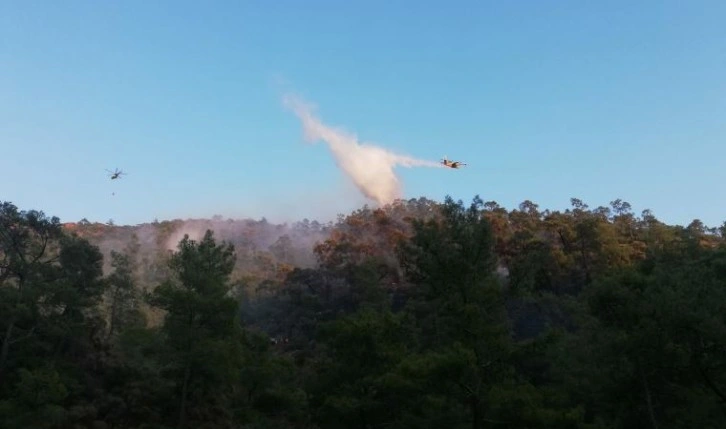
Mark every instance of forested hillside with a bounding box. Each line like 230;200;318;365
1;196;724;429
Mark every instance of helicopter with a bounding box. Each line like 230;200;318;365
440;156;467;169
106;168;126;180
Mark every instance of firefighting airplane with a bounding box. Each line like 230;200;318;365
440;156;467;169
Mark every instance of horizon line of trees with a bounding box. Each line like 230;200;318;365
1;196;724;429
65;197;726;235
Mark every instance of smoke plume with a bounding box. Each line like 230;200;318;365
283;95;441;206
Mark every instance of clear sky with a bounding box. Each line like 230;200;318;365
2;1;725;227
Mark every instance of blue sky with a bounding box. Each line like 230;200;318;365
1;1;725;227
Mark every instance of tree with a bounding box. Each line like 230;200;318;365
397;196;513;428
148;229;238;429
558;244;726;428
397;196;583;428
269;235;294;264
0;203;109;428
0;202;63;386
310;307;415;429
105;249;144;342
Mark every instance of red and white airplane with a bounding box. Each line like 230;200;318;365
440;156;467;169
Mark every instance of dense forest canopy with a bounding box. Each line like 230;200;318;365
1;196;724;429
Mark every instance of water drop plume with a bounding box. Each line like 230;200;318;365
284;94;441;206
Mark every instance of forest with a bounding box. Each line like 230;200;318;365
1;196;724;429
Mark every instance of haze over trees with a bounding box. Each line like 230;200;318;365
1;196;724;429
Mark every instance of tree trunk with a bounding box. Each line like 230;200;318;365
0;276;25;387
106;288;119;342
177;309;196;429
177;362;192;429
0;317;16;385
695;353;726;404
471;396;481;429
639;366;658;429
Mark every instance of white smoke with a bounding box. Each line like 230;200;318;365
284;94;442;206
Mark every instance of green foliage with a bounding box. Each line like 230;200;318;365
1;197;725;429
0;366;69;428
145;230;241;428
562;243;726;428
105;249;145;341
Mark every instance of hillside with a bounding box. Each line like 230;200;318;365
1;196;725;429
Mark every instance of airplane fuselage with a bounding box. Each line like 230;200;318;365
441;159;465;169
